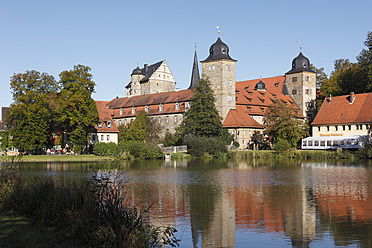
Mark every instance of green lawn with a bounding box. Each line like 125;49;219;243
0;154;114;163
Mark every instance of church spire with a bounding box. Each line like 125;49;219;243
189;45;200;89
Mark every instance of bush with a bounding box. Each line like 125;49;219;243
274;139;291;153
93;142;121;157
123;141;164;159
183;135;227;158
359;136;372;159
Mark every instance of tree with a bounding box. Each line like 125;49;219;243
357;31;372;92
6;70;58;153
263;100;308;148
179;78;224;138
310;64;328;89
118;110;160;143
55;65;99;153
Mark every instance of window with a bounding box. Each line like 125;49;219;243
314;141;319;146
327;141;332;146
260;107;264;112
158;117;161;124
274;83;279;87
120;108;123;115
343;125;346;131
226;65;232;71
159;104;164;112
292;77;297;82
335;126;338;131
303;140;307;146
327;126;330;131
107;121;112;128
348;125;351;130
101;135;104;141
131;107;136;114
125;119;127;126
333;141;338;146
175;103;179;111
227;80;232;86
305;89;310;94
166;116;169;123
242;140;245;144
292;89;297;95
145;106;149;112
321;141;325;146
107;135;110;141
318;126;320;132
248;98;252;102
175;115;178;123
98;121;103;128
119;120;122;126
236;91;239;94
308;141;313;146
247;107;251;111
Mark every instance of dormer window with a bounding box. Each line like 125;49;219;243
145;106;149;112
98;121;103;128
175;103;180;111
274;83;279;87
107;120;112;128
159;104;164;112
131;106;136;114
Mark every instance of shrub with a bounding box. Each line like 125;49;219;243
123;141;164;159
183;135;228;158
93;142;121;157
274;139;291;153
359;136;372;159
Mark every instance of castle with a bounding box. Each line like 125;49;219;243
96;37;317;149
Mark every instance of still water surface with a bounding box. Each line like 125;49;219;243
9;159;372;247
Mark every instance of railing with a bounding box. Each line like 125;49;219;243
161;145;187;153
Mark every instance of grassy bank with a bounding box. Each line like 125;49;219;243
230;149;362;160
0;154;114;163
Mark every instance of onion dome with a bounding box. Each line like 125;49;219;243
286;52;315;74
131;67;144;76
255;80;266;90
201;37;236;62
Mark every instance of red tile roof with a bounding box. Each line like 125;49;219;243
95;101;119;133
235;76;302;117
107;89;193;108
223;105;263;128
312;92;372;125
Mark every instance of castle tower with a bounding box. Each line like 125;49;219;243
126;66;144;96
285;51;316;120
201;37;237;121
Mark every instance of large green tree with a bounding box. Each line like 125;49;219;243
6;70;58;153
263;100;308;148
179;78;224;137
55;65;99;152
357;31;372;92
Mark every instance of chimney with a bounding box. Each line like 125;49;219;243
350;92;355;103
144;64;148;73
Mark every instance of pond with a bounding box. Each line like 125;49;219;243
4;158;372;247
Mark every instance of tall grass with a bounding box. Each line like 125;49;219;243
0;166;179;247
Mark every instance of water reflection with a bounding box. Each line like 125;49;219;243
5;159;372;247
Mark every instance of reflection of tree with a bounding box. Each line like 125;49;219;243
187;182;219;247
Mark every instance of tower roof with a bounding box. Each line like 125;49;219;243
131;66;144;76
286;52;315;74
189;49;200;89
201;37;236;62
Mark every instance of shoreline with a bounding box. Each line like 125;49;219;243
0;154;114;163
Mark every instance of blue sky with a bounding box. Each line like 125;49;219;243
1;0;371;119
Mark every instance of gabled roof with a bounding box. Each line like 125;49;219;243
312;92;372;125
95;101;119;133
107;89;193;109
223;106;263;128
235;76;302;117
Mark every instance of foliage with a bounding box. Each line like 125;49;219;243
249;131;270;150
359;126;372;159
93;142;121;157
122;141;164;159
118;111;160;143
310;64;328;89
179;78;224;138
274;139;291;152
319;31;372;99
6;71;57;153
1;169;179;247
0;131;10;152
263;100;308;148
55;65;99;153
183;135;227;158
233;141;240;148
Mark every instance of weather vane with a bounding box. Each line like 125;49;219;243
216;26;220;36
299;42;303;52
